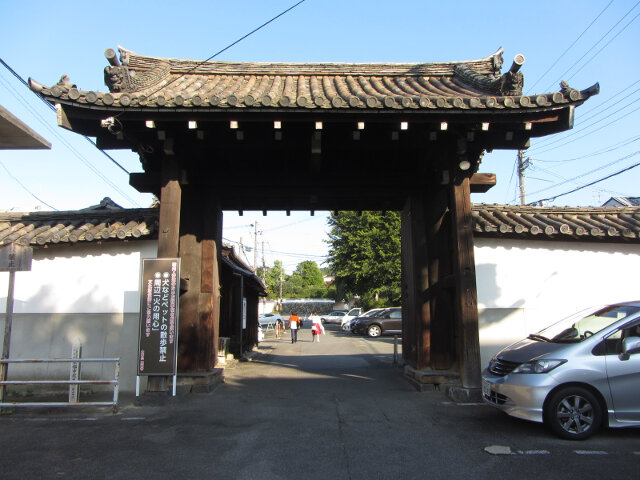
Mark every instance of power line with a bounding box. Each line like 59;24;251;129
566;9;640;82
0;72;141;206
526;150;640;198
529;160;640;205
528;97;640;155
142;0;307;100
542;0;640;92
0;160;58;211
526;0;613;94
0;57;131;176
223;237;326;260
534;134;640;163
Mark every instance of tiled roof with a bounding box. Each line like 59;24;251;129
28;46;598;112
0;204;158;247
2;203;638;248
473;204;640;242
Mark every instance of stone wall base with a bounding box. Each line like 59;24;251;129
176;368;225;394
403;365;460;392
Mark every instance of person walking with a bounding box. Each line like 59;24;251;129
309;312;324;342
289;312;300;343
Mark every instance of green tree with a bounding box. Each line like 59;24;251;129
327;211;401;309
260;260;332;299
258;260;284;299
283;260;327;298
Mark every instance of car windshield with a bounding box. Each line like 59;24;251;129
530;305;640;343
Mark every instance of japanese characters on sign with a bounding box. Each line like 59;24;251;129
137;259;180;376
0;244;33;272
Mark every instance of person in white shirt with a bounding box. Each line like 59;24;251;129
309;312;324;342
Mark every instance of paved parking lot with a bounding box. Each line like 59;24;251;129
1;325;639;479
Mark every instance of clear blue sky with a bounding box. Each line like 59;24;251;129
1;0;639;271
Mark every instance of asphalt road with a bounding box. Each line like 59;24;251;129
1;325;639;479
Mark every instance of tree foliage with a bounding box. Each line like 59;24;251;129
259;260;334;300
327;211;401;309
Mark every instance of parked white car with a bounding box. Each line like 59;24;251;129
258;313;283;328
340;308;363;330
482;301;640;440
320;311;347;325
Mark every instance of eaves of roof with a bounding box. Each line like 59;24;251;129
28;46;598;114
473;204;640;242
0;207;158;247
221;246;268;295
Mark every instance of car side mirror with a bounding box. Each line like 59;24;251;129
619;336;640;361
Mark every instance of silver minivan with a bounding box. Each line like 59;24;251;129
482;301;640;439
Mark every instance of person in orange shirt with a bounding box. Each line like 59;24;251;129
289;312;300;343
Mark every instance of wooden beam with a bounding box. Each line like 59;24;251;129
470;173;496;193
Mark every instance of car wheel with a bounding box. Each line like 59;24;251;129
544;386;602;440
367;325;382;338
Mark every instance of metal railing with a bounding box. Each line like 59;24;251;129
0;358;120;412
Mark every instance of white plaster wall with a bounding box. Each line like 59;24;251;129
0;240;157;394
0;240;157;313
475;237;640;365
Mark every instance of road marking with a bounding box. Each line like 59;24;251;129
485;445;514;455
574;450;608;455
519;450;550;455
121;417;145;421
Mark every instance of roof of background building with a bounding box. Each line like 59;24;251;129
602;197;640;207
1;200;639;247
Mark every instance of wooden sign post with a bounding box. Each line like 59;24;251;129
0;244;33;404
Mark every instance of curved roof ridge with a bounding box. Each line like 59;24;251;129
117;45;505;77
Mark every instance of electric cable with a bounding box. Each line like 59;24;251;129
0;57;131;175
0;72;141;206
526;150;640;197
0;160;58;211
0;73;140;207
142;0;307;101
529;160;640;205
534;134;640;163
526;0;613;94
530;102;640;155
542;0;640;93
566;9;640;82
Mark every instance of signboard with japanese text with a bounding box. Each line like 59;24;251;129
0;244;32;272
137;258;180;376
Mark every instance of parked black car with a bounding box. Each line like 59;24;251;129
351;307;402;337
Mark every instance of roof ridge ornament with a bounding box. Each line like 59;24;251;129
454;54;525;96
104;47;170;93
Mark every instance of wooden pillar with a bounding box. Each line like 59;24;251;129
426;188;456;371
177;190;222;373
157;159;181;258
148;158;181;392
450;177;481;389
401;193;430;370
401;187;457;372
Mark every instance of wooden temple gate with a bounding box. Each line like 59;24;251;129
29;47;597;397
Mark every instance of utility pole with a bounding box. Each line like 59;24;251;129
517;149;531;206
261;239;266;282
253;221;258;271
